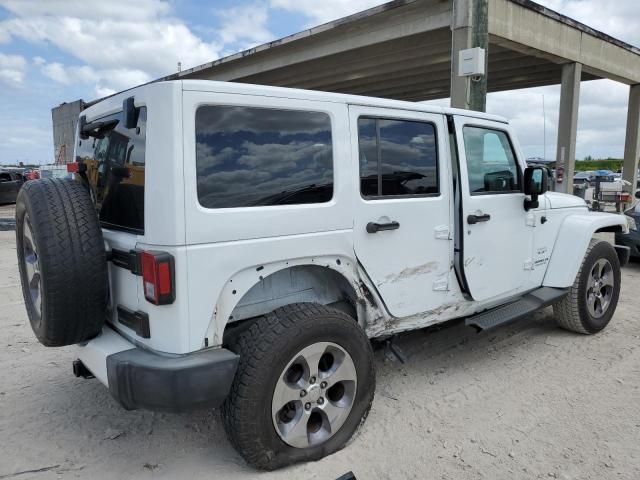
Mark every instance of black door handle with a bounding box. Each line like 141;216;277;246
467;213;491;225
366;221;400;233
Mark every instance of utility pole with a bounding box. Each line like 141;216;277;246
450;0;489;112
469;0;488;112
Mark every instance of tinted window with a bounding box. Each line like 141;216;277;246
195;106;333;208
76;108;146;233
463;126;520;194
358;117;438;197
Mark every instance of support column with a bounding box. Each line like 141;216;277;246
555;62;582;194
622;84;640;193
450;0;488;112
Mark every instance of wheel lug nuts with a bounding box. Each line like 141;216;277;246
300;390;307;397
320;381;327;389
318;397;324;405
305;402;311;410
310;376;316;384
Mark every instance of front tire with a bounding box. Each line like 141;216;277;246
221;303;375;470
553;239;621;334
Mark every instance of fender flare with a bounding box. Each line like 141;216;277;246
204;256;368;345
543;212;628;288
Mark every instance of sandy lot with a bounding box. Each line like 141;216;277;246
1;202;639;480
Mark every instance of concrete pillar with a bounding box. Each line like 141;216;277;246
555;63;582;194
622;84;640;193
52;100;84;164
450;0;488;112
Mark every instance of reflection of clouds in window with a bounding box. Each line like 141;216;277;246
195;106;333;208
409;134;435;146
236;141;331;173
196;106;331;137
379;139;436;169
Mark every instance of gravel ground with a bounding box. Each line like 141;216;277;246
1;202;639;480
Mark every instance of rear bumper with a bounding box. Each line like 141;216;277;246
77;326;238;413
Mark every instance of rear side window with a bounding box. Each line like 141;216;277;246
463;126;520;194
358;117;439;198
195;105;333;208
76;107;147;233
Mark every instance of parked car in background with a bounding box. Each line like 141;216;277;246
0;170;24;204
592;169;615;183
573;171;594;184
616;193;640;258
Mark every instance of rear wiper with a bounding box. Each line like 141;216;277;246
79;116;119;139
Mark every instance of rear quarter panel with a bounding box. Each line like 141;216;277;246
181;90;355;350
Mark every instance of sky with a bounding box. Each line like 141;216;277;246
0;0;638;165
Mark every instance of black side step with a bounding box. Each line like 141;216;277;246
465;287;569;331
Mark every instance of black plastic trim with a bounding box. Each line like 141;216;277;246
106;347;239;412
109;248;141;275
465;287;569;331
117;305;150;338
613;245;631;267
447;114;471;296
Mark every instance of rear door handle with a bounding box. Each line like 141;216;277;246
467;213;491;225
366;221;400;233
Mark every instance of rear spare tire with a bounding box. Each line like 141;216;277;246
15;178;108;346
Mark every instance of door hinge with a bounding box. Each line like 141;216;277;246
434;225;451;240
108;248;142;275
432;278;449;291
523;259;535;270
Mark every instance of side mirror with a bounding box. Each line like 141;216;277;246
123;96;138;129
523;166;547;211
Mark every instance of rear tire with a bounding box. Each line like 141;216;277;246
553;239;621;334
15;179;108;346
221;303;375;470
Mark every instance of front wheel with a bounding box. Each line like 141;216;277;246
553;239;621;334
221;303;375;470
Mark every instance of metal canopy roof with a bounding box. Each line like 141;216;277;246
155;0;639;102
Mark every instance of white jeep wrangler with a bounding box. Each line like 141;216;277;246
16;80;630;470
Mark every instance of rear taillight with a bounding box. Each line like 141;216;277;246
140;251;175;305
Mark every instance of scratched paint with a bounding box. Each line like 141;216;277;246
377;261;439;287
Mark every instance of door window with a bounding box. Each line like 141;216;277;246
463;126;520;194
358;117;438;198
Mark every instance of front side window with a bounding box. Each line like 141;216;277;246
463;126;520;194
358;117;438;198
76;107;147;233
195;106;333;209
